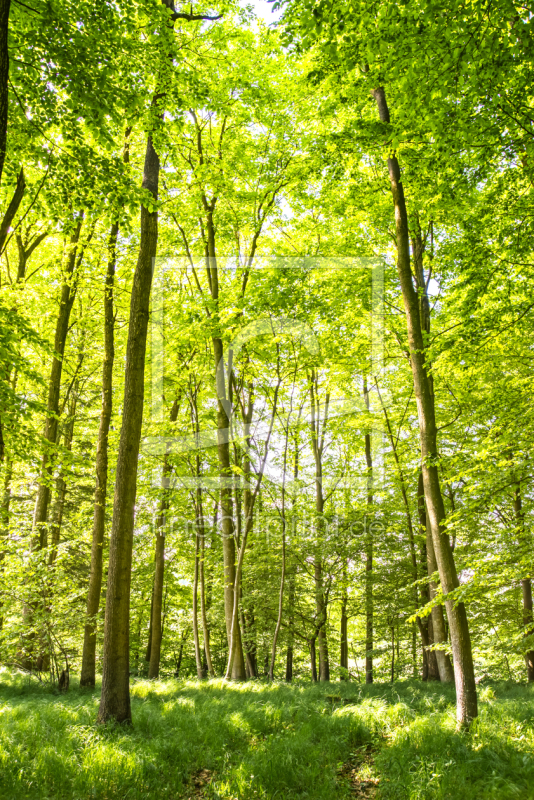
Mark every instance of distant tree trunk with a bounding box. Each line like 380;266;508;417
148;399;179;680
309;370;330;681
309;636;318;682
145;590;154;666
199;506;214;677
80;221;118;687
269;417;290;682
513;481;534;682
32;217;83;551
0;0;11;184
48;388;78;566
340;583;348;678
97;133;159;724
364;380;373;685
390;625;395;682
192;518;203;679
285;567;295;682
200;506;215;678
372;85;477;727
209;320;246;678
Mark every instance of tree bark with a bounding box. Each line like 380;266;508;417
372;86;477;726
364;381;373;684
48;388;78;566
418;471;454;682
309;370;330;681
79;221;118;687
147;398;179;680
340;583;348;677
513;482;534;682
0;0;12;185
97;134;159;724
32;217;83;551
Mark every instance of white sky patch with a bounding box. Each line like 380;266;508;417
240;0;284;24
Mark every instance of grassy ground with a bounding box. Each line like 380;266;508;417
0;670;534;799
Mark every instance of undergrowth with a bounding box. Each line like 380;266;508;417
0;669;533;799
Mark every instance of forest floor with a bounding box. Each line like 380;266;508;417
0;670;533;799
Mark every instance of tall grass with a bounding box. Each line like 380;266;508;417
0;670;533;799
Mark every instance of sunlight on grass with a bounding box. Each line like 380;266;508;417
1;670;534;799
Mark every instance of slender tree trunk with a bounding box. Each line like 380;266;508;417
80;222;118;687
513;482;534;681
210;329;245;678
390;625;395;683
309;371;330;681
148;398;179;680
364;381;373;684
48;389;78;566
192;517;203;679
0;0;11;185
199;507;214;677
97;134;159;724
32;217;83;551
269;509;286;682
309;636;318;682
285;566;295;682
340;583;348;678
372;86;477;726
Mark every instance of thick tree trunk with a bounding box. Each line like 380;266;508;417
0;168;25;254
418;471;454;682
372;86;477;726
80;222;118;687
97;135;159;724
0;0;11;184
0;0;11;180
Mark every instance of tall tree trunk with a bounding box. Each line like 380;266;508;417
192;515;203;679
148;398;179;680
340;580;348;678
372;86;477;726
309;370;330;681
364;380;373;684
97;134;159;724
80;222;118;687
200;510;215;677
418;471;454;682
514;482;534;682
0;0;11;186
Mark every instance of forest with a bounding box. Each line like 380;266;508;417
1;0;534;797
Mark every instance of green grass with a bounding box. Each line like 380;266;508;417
1;670;534;799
